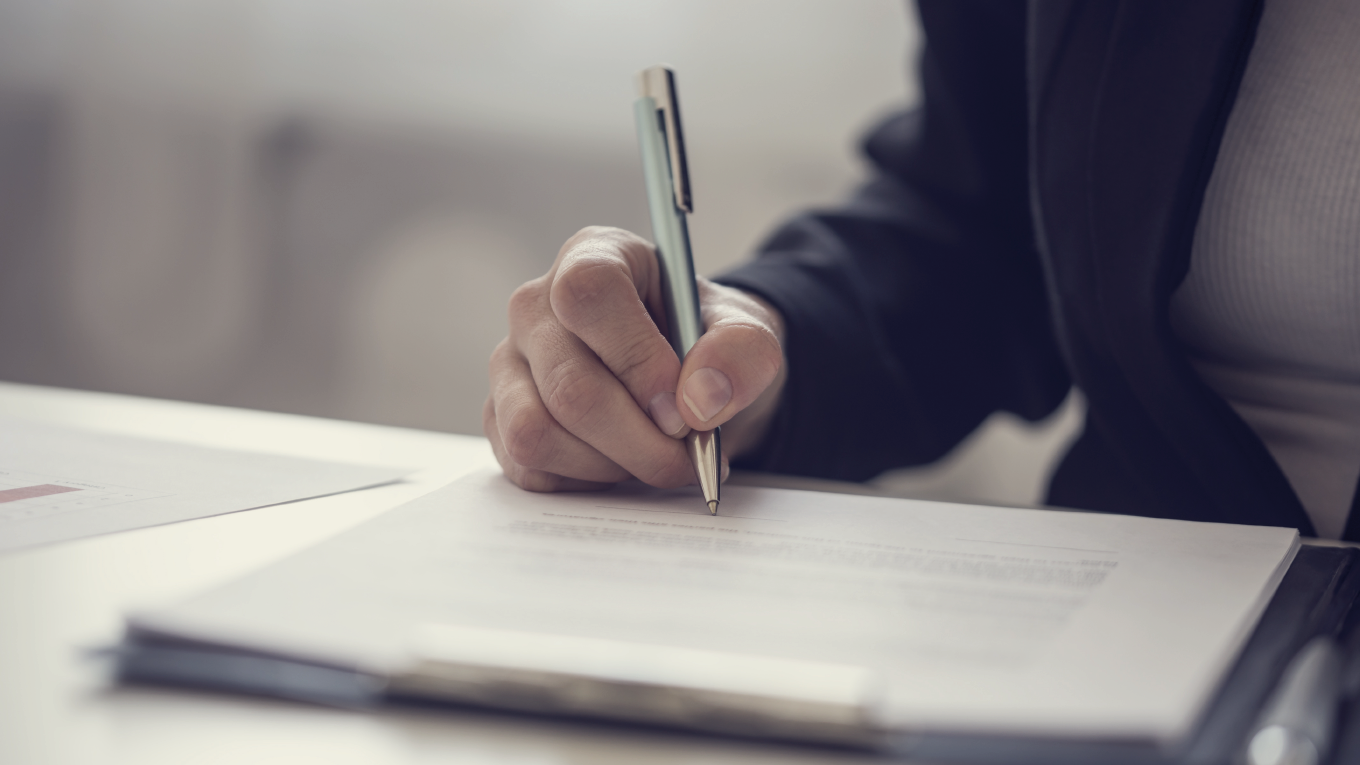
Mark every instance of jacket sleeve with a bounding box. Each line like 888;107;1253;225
714;0;1070;481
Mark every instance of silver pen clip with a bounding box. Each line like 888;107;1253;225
636;65;692;213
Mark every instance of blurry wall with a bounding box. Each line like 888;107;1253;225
0;0;916;430
0;0;1081;505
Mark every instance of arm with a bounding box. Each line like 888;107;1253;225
485;0;1067;492
715;0;1070;481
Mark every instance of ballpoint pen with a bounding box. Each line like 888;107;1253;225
1243;635;1342;765
1327;609;1360;764
633;65;721;515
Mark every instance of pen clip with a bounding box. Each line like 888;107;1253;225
637;65;692;213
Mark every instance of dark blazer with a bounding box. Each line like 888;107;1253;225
718;0;1356;538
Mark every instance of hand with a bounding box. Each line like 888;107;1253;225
485;226;786;492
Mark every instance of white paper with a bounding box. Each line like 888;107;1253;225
0;419;408;551
133;469;1298;743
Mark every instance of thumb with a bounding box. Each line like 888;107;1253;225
674;283;783;430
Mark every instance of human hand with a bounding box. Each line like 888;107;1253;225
485;226;785;492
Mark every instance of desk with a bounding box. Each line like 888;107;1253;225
0;382;878;765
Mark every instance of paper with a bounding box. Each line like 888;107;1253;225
131;470;1298;743
0;419;408;551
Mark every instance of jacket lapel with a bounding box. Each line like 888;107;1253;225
1029;0;1314;532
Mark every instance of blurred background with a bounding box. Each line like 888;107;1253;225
0;0;1081;505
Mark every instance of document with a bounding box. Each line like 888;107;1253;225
129;470;1298;745
0;419;408;551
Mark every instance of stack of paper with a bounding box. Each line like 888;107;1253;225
125;470;1299;748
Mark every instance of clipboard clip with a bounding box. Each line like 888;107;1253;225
388;623;889;746
636;65;692;213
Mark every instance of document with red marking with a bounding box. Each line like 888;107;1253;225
0;419;406;551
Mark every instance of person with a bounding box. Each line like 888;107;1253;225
484;0;1360;539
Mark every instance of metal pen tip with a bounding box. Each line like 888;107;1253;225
686;428;721;516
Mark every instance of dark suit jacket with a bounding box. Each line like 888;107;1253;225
718;0;1358;539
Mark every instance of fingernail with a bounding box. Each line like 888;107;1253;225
648;391;686;436
681;367;732;423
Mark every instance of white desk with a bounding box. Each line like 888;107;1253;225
0;383;878;765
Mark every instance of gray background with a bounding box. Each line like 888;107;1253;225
0;0;1080;505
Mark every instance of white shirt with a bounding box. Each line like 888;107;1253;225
1169;0;1360;538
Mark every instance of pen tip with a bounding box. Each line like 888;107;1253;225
708;500;718;515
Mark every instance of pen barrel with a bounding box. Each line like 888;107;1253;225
635;91;721;513
634;96;703;360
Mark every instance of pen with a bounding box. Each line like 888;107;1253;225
1311;580;1360;765
633;65;721;515
1243;636;1342;765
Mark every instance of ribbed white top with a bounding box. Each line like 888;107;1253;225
1170;0;1360;538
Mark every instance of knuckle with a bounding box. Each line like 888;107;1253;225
551;258;626;329
559;225;614;256
601;230;656;271
507;278;548;327
556;227;624;269
577;224;617;241
563;225;645;253
488;337;515;374
500;403;555;469
609;333;675;386
540;360;605;431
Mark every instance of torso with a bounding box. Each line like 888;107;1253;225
1170;0;1360;538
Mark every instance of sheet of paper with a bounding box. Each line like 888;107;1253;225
0;419;408;551
133;469;1298;743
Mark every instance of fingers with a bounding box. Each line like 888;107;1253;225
501;236;694;489
488;340;631;484
549;228;688;437
483;395;613;492
490;226;784;494
517;321;696;488
675;282;784;430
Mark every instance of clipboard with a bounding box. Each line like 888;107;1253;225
115;544;1359;763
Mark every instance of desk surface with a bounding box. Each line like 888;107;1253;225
0;382;878;765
